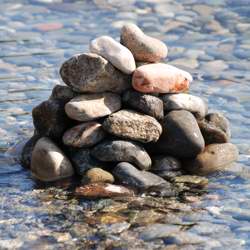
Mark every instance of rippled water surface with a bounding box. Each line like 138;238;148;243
1;0;250;249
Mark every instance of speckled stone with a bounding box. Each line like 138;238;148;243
82;168;114;184
91;140;151;170
75;183;134;198
32;99;73;140
122;89;164;120
102;109;162;143
161;93;208;119
90;36;136;74
113;162;168;190
121;23;168;62
65;92;121;122
60;53;130;93
31;137;74;182
62;122;106;148
184;143;239;175
149;110;205;158
49;84;76;103
132;63;192;94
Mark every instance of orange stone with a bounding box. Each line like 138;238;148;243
132;63;192;94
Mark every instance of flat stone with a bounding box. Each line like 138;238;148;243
102;109;162;143
132;63;192;94
32;99;73;140
163;232;207;245
49;84;76;103
89;36;136;74
121;23;168;62
75;183;134;198
113;162;169;190
60;53;130;93
161;93;208;119
82;168;114;184
31;137;74;182
67;148;104;176
151;156;183;180
62;122;106;148
173;175;208;188
149;110;205;158
91;140;151;170
122;89;164;120
20;134;40;168
184;143;239;175
65;92;121;122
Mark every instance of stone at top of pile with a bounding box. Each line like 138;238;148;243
20;23;239;198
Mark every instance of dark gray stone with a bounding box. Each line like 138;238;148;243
149;110;205;158
113;162;168;190
60;53;130;94
122;90;164;120
49;84;76;103
91;140;151;170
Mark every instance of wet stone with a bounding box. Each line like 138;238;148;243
122;89;164;120
184;143;239;175
132;63;192;94
49;84;76;103
113;162;169;190
172;175;209;188
32;99;73;140
82;168;114;184
60;53;130;93
161;93;208;119
102;109;162;143
91;140;151;170
62;122;106;148
65;92;121;122
89;35;136;74
75;183;134;198
31;137;74;182
121;23;168;62
151;156;183;180
150;110;205;158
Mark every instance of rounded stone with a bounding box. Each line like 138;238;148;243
113;162;168;190
75;183;134;198
49;84;76;103
91;140;152;170
132;63;192;94
122;89;164;120
150;110;205;158
120;23;168;62
151;156;183;180
102;109;162;143
161;93;208;119
32;99;73;140
90;36;136;74
31;137;74;182
184;143;239;175
65;92;121;122
82;168;114;184
62;122;106;148
60;53;130;93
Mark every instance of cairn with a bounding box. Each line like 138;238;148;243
21;23;238;198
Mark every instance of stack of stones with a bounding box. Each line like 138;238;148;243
21;23;239;198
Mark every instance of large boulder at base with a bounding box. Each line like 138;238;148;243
132;63;192;94
103;109;162;143
149;110;205;158
65;92;121;122
120;23;168;62
32;99;73;140
184;143;239;175
31;137;74;181
122;89;164;120
113;162;169;190
60;53;130;93
90;36;136;74
91;140;152;170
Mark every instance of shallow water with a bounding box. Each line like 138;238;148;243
0;0;250;249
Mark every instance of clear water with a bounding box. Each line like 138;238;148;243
0;0;250;249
